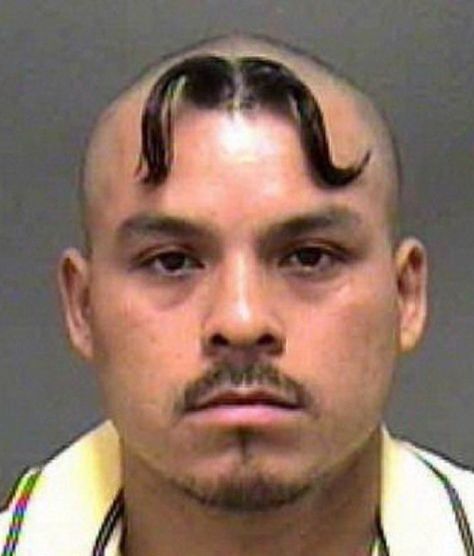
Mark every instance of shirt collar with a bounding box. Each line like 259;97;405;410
9;423;470;555
380;428;467;554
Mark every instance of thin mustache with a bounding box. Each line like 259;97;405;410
178;363;313;414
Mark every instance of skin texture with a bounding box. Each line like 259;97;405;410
58;35;427;556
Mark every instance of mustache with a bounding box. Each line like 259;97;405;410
177;363;313;414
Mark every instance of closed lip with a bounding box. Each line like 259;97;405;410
188;387;302;412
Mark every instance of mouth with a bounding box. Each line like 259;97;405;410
184;386;304;427
191;387;302;411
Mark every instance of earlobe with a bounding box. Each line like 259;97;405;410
395;238;428;353
57;248;94;361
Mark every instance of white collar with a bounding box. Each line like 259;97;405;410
6;423;473;555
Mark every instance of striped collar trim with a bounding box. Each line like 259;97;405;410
92;491;124;556
3;424;474;555
1;468;42;556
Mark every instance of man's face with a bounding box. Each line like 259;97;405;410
61;101;425;510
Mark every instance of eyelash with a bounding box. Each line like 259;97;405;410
279;245;345;275
135;249;203;277
134;244;346;279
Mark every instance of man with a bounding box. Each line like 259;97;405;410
1;33;473;555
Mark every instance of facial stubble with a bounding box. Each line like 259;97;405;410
163;363;318;513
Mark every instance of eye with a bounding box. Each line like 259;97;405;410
280;246;340;275
140;250;203;277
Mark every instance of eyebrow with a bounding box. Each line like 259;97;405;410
117;213;216;244
264;207;363;243
117;206;364;246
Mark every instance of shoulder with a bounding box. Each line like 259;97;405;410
380;431;474;553
0;421;120;553
386;431;474;514
406;440;474;508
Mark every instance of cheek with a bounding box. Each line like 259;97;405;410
87;277;199;418
289;272;399;416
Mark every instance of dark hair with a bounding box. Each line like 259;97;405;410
139;55;370;188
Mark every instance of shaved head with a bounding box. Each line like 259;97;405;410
59;35;428;542
80;33;401;248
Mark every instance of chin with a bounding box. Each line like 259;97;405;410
162;445;319;513
169;468;314;513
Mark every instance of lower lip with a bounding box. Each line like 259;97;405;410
186;404;302;427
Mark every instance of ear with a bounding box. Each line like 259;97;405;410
57;248;94;361
395;237;428;353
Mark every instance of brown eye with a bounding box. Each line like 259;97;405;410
159;252;189;271
144;250;203;276
280;246;338;274
293;247;325;266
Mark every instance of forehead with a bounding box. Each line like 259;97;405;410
83;72;391;243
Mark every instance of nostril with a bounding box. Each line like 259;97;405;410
210;333;229;347
257;333;277;346
204;331;285;357
257;333;284;355
209;333;277;349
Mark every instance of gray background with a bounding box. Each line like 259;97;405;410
0;0;473;500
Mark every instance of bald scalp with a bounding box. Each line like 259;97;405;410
80;33;401;248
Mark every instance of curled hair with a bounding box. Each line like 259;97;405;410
139;55;370;187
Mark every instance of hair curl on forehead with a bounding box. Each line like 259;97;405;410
80;35;402;251
138;55;371;188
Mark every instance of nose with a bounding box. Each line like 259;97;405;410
201;255;285;364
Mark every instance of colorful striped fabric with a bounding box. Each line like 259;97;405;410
1;468;42;556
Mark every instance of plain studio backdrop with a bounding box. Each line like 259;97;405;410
0;0;473;500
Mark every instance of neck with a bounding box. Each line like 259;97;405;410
122;430;382;556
